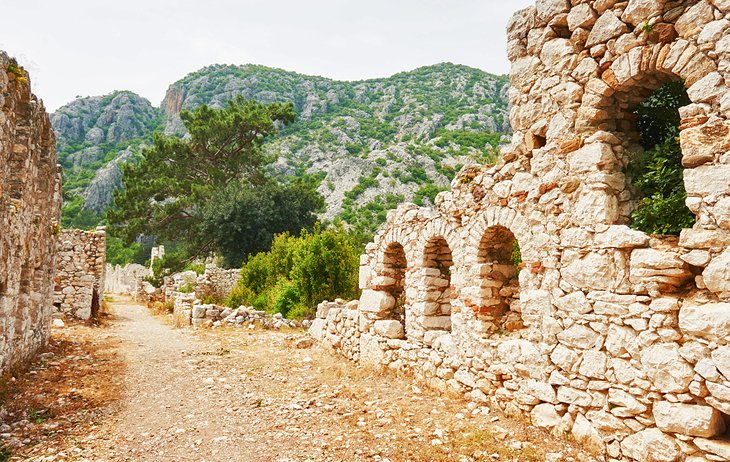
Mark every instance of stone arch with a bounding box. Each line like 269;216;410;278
418;235;454;333
460;206;535;332
576;42;728;229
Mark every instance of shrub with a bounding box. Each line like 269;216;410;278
628;81;694;235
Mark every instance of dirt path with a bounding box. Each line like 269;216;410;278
11;297;593;462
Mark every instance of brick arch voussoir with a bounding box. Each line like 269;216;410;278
468;206;536;263
578;42;721;133
415;217;463;269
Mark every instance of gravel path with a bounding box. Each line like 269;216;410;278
62;297;589;462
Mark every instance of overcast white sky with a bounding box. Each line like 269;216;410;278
1;0;534;111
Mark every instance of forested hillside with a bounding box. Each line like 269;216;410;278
52;63;510;236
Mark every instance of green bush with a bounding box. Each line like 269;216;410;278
225;226;360;318
628;81;694;235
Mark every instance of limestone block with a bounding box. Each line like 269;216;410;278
374;320;405;339
711;346;730;381
571;413;603;451
679;228;730;249
557;324;603;350
684;165;730;196
418;316;452;330
531;403;561;428
535;0;570;21
594;225;650;248
586;11;629;48
640;343;693;393
693;438;730;461
703;248;730;298
681;120;730;168
679;302;730;341
653;401;726;437
192;306;207;318
629;248;693;288
308;318;325;341
557;386;592;406
622;0;664;26
562;251;618;291
578;350;607;379
681;250;711;267
573;186;620;224
359;290;395;314
679;2;713;35
620;428;684;462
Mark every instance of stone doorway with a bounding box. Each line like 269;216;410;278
421;236;453;332
476;225;522;331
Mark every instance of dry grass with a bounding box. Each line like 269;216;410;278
0;318;125;461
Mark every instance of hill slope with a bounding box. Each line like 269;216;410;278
52;63;510;234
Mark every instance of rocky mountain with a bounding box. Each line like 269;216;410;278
53;63;510;234
51;91;163;226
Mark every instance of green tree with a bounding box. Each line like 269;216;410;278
108;96;296;267
203;178;323;267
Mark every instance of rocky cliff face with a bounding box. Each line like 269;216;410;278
50;92;162;223
53;63;510;234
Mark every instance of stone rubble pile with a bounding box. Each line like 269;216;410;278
54;228;106;320
310;1;730;461
0;51;62;374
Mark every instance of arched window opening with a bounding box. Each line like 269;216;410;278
621;80;694;235
476;226;523;332
379;243;407;324
422;237;453;332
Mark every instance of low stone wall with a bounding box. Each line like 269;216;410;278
0;51;62;374
104;263;148;295
54;228;106;320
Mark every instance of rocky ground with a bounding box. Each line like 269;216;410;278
1;297;597;461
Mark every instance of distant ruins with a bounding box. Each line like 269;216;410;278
54;228;107;320
0;52;62;374
312;1;730;460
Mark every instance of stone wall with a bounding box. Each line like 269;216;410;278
311;2;730;461
104;263;148;295
194;265;240;302
54;228;106;320
0;51;62;373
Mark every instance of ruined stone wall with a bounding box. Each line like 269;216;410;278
104;263;148;295
0;51;62;373
54;228;106;320
312;2;730;461
194;265;240;302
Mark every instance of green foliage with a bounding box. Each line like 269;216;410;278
413;184;448;207
106;236;148;266
108;96;297;269
202;177;323;267
511;240;523;274
184;262;207;275
628;81;694;235
178;282;195;293
226;226;360;318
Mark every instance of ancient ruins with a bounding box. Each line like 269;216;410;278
54;228;107;320
0;52;62;374
311;1;730;460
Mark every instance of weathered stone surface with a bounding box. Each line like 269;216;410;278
531;403;562;428
653;402;726;437
0;51;62;374
621;428;684;462
374;320;405;339
586;11;629;47
679;302;730;341
359;290;396;314
622;0;664;26
703;248;730;298
641;344;693;393
693;438;730;461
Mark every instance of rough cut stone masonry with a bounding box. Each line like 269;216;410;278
0;51;62;374
311;1;730;461
54;228;106;320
